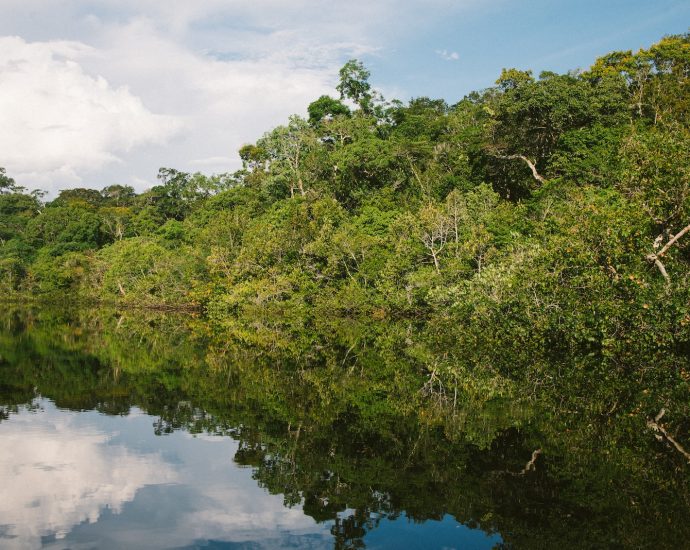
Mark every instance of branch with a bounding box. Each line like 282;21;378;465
407;157;426;194
646;221;690;284
503;449;542;476
657;222;690;258
647;409;690;462
520;448;542;474
646;254;670;284
492;154;547;184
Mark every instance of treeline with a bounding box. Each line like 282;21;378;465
1;34;689;402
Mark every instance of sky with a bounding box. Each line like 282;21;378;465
0;0;688;196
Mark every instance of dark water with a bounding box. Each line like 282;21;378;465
1;306;689;549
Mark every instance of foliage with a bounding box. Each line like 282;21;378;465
307;95;351;125
1;33;690;423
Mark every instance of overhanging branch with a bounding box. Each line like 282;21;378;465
492;154;547;184
647;409;690;462
646;221;690;284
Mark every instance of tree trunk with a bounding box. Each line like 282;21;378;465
431;249;440;274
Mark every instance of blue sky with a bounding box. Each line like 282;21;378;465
0;0;688;195
375;0;690;100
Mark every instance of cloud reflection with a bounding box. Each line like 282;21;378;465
0;402;331;549
0;402;176;549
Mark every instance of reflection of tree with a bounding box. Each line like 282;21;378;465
332;510;385;550
0;305;689;548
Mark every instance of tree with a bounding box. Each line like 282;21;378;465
337;59;374;113
136;169;230;221
587;33;690;124
619;123;690;229
0;193;41;245
618;123;690;283
26;206;104;253
51;188;103;208
101;185;136;207
495;68;534;91
0;167;23;194
100;206;133;241
256;116;317;198
307;95;351;125
416;204;451;274
485;68;626;198
239;144;268;171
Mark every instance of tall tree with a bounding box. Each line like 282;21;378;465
337;59;374;114
0;167;23;194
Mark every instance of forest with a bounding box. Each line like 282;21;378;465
1;34;689;424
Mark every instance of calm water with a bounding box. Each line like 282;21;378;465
1;306;688;549
0;399;500;549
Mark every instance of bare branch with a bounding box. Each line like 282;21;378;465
502;448;543;476
655;408;666;423
492;153;547;184
646;254;670;284
647;409;690;462
646;221;690;284
521;448;542;474
657;222;690;258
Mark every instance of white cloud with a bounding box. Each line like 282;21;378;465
0;36;181;193
436;49;460;61
65;17;350;187
0;1;488;194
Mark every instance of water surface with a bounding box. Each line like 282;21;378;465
1;306;688;549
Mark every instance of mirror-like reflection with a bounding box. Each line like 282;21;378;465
0;305;688;549
0;402;176;548
1;400;345;549
0;402;501;550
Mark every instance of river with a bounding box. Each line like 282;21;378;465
0;305;688;549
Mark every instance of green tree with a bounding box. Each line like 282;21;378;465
26;205;104;254
101;184;136;206
307;95;351;125
0;167;23;194
51;188;103;208
256;116;318;198
337;59;375;113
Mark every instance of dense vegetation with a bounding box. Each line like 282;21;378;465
1;34;689;437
